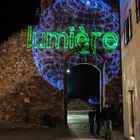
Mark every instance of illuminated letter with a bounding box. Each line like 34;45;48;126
75;26;90;55
48;32;68;50
69;26;75;49
48;32;58;49
32;31;41;48
40;32;49;49
58;32;68;50
26;26;33;48
32;31;45;49
91;32;102;55
102;32;119;51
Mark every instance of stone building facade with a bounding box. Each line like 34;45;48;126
0;29;64;125
0;0;122;127
121;0;140;140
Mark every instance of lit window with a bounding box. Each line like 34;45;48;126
135;0;140;23
124;10;133;46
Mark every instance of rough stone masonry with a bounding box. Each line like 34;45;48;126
0;29;64;125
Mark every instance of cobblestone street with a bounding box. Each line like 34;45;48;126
0;112;128;140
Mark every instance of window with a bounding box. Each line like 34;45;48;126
135;0;140;23
124;10;133;46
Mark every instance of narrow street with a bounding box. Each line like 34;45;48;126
67;111;127;140
67;111;104;139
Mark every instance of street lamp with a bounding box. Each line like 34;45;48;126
67;69;70;73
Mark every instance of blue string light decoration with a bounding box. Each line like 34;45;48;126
32;0;120;90
88;96;99;105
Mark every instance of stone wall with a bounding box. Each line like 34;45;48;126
106;72;122;104
40;0;55;11
68;99;90;111
0;29;64;125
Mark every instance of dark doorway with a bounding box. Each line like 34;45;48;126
66;64;100;137
67;64;100;104
128;89;135;138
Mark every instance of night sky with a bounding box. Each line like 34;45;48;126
0;0;40;44
0;0;118;44
67;64;100;101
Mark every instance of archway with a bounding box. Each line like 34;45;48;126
67;64;100;105
63;48;106;125
66;64;101;137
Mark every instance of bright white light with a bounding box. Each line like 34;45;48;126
129;136;135;140
86;1;90;5
67;69;70;73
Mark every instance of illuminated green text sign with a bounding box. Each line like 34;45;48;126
26;26;119;55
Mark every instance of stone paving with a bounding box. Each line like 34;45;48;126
0;112;128;140
0;123;128;140
67;113;128;140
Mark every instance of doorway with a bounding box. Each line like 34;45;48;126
66;64;101;138
128;88;135;138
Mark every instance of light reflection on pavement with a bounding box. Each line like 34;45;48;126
67;111;104;139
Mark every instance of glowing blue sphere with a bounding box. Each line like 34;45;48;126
32;0;120;90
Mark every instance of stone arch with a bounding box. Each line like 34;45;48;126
63;49;106;124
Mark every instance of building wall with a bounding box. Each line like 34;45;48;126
0;29;64;126
121;0;140;139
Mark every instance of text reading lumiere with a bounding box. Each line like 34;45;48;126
26;26;119;55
